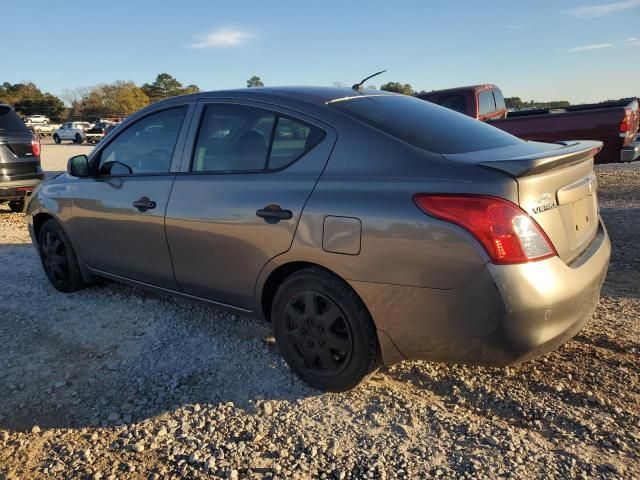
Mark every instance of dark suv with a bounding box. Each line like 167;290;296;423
0;104;43;212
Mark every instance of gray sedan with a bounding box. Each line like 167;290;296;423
27;87;610;391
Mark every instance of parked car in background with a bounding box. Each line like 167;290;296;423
0;104;43;212
27;122;60;137
418;85;640;164
27;88;611;391
104;123;120;136
85;121;116;143
24;114;50;125
52;122;92;144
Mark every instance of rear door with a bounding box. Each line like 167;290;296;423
165;100;336;309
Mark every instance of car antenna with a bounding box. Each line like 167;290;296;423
352;70;387;91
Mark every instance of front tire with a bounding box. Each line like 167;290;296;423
53;134;61;144
38;219;85;292
272;268;379;392
8;200;26;213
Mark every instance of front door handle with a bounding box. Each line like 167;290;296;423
133;196;157;212
256;204;293;223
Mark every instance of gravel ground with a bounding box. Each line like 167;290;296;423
0;144;638;479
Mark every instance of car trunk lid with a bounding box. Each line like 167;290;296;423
442;140;602;263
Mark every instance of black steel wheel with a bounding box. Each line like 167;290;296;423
283;291;353;376
272;267;379;392
53;134;61;144
38;219;85;292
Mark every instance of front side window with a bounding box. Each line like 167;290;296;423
191;104;324;173
98;107;186;175
438;94;467;114
478;90;495;115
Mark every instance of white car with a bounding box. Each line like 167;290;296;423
52;122;92;144
24;114;50;125
29;123;60;136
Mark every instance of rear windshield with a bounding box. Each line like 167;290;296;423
0;106;29;134
331;95;522;154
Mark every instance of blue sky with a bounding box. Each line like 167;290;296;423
3;0;639;103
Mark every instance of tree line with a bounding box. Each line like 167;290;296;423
0;73;267;122
7;73;616;121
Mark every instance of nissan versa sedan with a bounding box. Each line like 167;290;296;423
27;87;611;392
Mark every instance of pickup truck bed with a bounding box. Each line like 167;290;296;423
418;85;640;164
490;99;640;164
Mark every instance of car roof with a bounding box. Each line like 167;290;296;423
158;86;397;108
419;84;498;97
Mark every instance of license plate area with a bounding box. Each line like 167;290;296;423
560;195;597;251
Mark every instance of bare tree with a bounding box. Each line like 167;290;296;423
61;87;91;117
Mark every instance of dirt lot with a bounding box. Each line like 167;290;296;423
0;143;638;479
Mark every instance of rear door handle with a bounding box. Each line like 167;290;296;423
256;204;293;223
133;196;156;212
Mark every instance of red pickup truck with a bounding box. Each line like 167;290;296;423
418;84;640;164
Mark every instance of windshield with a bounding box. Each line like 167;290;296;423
331;95;523;154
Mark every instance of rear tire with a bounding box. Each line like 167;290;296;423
38;219;85;293
271;267;379;392
74;133;84;144
53;134;61;144
8;200;26;213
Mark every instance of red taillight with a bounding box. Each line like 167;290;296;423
620;107;632;133
414;194;557;264
31;138;41;157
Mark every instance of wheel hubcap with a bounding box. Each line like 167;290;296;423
41;232;67;283
283;291;353;375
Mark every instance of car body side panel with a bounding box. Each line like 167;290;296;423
279;130;518;290
352;219;609;366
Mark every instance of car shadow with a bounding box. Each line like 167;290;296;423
598;207;639;300
0;242;318;432
0;205;635;433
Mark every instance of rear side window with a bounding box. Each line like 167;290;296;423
270;117;325;169
192;104;324;173
0;106;29;134
493;88;506;110
478;90;495;115
331;95;522;154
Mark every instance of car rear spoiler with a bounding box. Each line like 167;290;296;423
443;140;602;178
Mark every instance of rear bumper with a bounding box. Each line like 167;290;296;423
353;218;611;366
0;174;43;201
620;139;640;162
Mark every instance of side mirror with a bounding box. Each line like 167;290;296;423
67;154;90;177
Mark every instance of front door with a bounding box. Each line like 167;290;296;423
66;104;192;289
165;101;336;309
60;123;72;140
